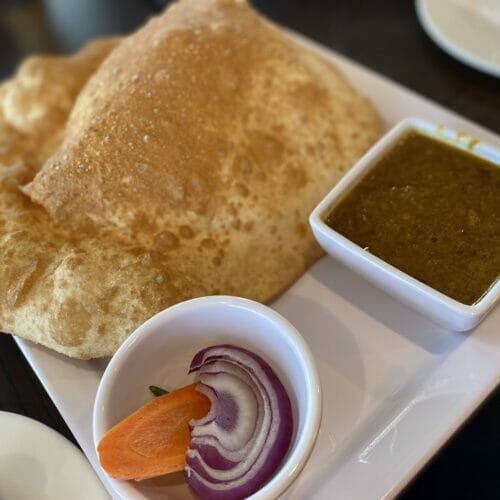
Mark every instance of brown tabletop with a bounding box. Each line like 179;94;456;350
0;0;499;498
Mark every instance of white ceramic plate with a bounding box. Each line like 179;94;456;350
0;411;109;500
416;0;500;78
14;32;500;500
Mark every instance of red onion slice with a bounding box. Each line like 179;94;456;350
185;345;293;499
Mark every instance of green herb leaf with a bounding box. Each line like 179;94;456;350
149;385;169;397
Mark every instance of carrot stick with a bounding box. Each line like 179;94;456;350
97;383;210;481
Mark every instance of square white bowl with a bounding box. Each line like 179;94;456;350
309;117;499;332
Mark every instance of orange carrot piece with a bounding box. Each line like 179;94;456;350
98;383;210;481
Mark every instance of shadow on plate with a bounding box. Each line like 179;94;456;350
309;257;468;355
136;471;195;500
274;293;366;396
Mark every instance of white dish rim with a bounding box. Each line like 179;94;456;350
415;0;500;79
0;410;109;499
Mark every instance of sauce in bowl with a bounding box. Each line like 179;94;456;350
326;130;500;305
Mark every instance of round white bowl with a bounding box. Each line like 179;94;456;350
93;296;321;500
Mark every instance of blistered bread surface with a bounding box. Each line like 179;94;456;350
1;0;379;358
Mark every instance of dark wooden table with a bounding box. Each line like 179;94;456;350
0;1;499;498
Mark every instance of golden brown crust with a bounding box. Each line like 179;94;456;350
0;38;119;181
1;0;379;358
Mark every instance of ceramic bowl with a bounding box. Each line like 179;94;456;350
93;296;321;499
310;117;499;331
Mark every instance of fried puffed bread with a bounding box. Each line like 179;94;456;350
1;0;379;358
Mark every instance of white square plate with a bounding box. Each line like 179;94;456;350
15;32;500;500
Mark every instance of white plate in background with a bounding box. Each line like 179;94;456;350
416;0;500;78
0;411;109;500
14;33;500;500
